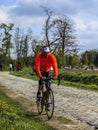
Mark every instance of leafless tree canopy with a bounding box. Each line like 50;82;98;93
41;7;79;55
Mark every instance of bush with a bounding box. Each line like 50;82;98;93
60;71;98;85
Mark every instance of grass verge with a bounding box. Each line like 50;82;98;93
0;84;57;130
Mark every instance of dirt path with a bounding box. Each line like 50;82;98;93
0;71;97;130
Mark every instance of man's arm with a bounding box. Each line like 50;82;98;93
51;54;58;77
34;53;42;77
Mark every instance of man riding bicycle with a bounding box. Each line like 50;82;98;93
34;46;58;102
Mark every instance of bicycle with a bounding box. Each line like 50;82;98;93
36;75;60;119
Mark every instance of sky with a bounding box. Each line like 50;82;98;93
0;0;98;53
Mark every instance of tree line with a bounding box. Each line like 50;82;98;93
0;7;98;70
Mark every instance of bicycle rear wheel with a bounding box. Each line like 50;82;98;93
45;88;54;119
36;97;43;115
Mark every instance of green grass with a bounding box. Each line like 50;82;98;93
10;67;98;92
11;67;39;80
0;87;57;130
61;80;98;91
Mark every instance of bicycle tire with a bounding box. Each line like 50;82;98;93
45;88;54;119
36;82;46;115
36;97;43;115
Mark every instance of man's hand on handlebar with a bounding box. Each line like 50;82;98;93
40;75;60;85
41;76;57;80
40;76;60;81
41;76;46;80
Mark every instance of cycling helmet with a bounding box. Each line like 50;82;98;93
42;46;50;52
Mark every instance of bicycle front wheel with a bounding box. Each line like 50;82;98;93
45;88;54;119
36;98;43;115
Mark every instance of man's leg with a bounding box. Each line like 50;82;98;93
37;78;43;99
37;85;42;98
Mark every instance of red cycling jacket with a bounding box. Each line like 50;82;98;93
34;52;58;77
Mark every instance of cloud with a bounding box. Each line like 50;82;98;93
0;0;98;51
8;2;44;17
0;6;10;23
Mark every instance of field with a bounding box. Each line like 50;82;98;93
0;69;95;130
60;68;98;74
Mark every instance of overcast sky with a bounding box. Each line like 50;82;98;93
0;0;98;52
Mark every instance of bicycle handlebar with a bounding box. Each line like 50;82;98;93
40;75;61;86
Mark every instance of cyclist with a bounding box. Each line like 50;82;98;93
34;46;58;102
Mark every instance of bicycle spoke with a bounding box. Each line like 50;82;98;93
45;89;54;119
36;98;43;115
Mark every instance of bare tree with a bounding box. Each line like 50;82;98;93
41;6;53;46
14;27;21;59
52;16;79;55
23;35;29;57
41;6;60;50
41;7;79;55
14;27;31;59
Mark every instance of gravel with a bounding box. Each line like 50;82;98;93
0;72;98;129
